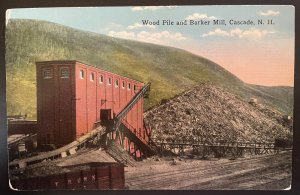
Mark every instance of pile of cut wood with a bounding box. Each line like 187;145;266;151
145;83;292;144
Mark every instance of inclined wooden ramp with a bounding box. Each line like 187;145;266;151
9;126;105;169
105;140;137;167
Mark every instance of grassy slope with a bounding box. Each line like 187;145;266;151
5;19;293;119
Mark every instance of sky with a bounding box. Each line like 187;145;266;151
7;5;295;86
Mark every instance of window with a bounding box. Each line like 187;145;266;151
90;73;94;81
108;77;112;85
60;67;69;78
122;81;125;88
134;85;137;91
128;83;131;90
79;70;84;79
99;75;104;84
115;79;119;87
43;68;52;79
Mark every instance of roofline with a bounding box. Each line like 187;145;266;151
36;60;144;84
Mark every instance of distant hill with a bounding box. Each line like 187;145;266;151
5;19;293;119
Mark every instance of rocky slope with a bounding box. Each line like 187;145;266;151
144;83;292;143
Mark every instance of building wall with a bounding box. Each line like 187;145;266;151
74;61;144;138
37;61;146;148
36;62;76;146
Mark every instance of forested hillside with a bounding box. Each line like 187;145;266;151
5;19;293;119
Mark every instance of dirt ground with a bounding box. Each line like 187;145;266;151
125;151;292;190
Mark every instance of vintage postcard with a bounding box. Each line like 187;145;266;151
6;5;294;190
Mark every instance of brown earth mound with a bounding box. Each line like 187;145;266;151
144;83;292;143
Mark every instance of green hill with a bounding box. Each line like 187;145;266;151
5;19;293;119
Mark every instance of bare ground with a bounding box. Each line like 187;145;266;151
125;151;292;190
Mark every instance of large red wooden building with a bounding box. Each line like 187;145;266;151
36;60;149;154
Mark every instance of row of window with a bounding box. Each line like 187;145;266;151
80;70;137;90
42;68;138;91
43;68;69;79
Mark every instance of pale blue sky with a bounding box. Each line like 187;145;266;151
7;5;295;86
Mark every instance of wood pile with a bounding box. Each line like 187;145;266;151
145;83;292;144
